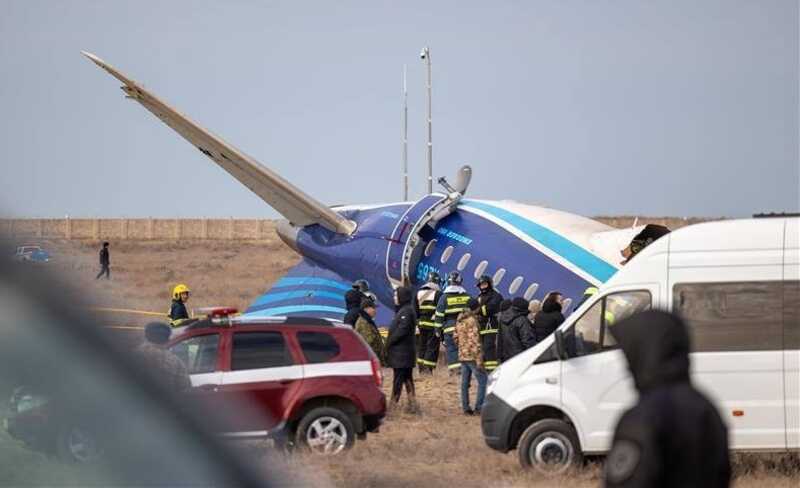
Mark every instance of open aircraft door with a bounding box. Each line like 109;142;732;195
385;166;471;288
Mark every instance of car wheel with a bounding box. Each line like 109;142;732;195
295;407;355;455
517;419;582;475
56;424;103;463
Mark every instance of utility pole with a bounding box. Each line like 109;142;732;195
402;65;409;201
420;46;432;194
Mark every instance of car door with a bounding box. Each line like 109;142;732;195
784;218;799;448
217;329;302;434
560;288;655;453
168;332;224;422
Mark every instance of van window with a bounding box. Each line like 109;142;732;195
673;282;783;352
566;290;651;357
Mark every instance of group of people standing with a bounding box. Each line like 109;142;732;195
343;272;567;415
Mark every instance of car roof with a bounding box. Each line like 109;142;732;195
171;315;346;338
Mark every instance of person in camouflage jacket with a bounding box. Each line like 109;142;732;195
354;297;385;365
453;298;487;414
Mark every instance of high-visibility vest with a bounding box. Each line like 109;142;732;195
435;292;471;334
416;287;441;328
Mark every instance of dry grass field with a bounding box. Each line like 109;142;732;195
11;233;799;488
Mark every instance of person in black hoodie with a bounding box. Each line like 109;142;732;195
604;310;730;488
532;291;565;344
386;286;418;412
498;297;535;361
343;279;370;327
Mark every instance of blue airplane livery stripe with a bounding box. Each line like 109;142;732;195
246;305;348;317
460;200;617;283
248;289;344;311
272;277;351;291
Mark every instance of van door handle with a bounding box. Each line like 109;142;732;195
197;384;219;392
545;377;558;385
279;379;294;385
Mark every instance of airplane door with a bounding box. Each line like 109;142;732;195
784;219;799;448
560;288;655;453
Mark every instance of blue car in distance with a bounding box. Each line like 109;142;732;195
13;245;51;264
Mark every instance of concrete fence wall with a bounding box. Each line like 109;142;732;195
1;218;277;241
0;216;710;241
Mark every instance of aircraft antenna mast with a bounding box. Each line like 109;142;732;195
402;65;409;201
421;46;433;194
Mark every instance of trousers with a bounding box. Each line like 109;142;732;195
460;361;487;412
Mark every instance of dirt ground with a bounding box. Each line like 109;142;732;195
19;237;800;488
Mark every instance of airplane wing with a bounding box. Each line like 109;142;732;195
81;52;356;235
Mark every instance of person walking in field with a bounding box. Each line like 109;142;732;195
95;242;110;279
354;296;385;365
386;286;419;413
454;298;486;415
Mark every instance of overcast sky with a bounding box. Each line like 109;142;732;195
1;0;797;219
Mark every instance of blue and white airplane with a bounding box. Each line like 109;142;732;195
83;52;644;324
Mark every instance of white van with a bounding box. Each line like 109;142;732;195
480;216;799;473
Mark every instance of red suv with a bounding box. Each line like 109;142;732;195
167;313;385;455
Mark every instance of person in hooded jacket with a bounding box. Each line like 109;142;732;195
532;291;565;344
343;279;370;327
475;275;504;372
499;297;535;361
495;299;512;362
604;310;730;488
386;286;419;412
354;296;385;366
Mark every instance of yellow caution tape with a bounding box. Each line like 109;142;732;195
88;307;167;317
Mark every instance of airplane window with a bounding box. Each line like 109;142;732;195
440;246;454;264
457;253;471;271
524;283;539;300
508;276;524;295
492;268;506;286
424;239;437;257
474;260;489;279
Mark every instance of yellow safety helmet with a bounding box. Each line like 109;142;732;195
173;283;191;300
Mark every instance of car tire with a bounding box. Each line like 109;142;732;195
56;423;103;464
295;407;355;455
517;418;582;475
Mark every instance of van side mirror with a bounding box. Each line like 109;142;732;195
554;329;567;360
